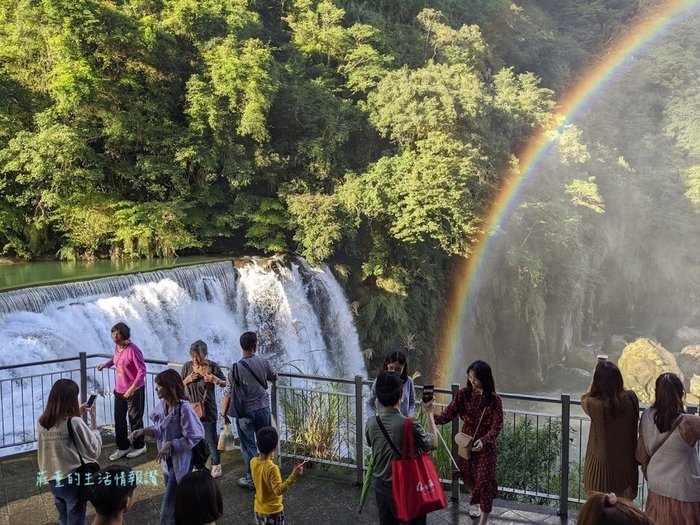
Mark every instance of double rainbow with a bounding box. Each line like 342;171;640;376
437;0;699;384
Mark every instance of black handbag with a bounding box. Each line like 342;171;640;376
175;402;209;470
66;417;101;500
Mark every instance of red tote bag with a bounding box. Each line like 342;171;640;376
392;417;447;521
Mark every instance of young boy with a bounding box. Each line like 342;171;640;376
250;426;303;524
88;465;137;525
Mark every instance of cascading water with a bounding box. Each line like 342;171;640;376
0;257;366;451
0;258;364;376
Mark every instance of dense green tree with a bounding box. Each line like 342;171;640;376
5;0;688;377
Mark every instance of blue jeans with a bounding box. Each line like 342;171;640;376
203;420;220;466
161;462;177;525
236;406;271;479
49;479;87;525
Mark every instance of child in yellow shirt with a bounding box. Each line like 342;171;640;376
251;426;304;525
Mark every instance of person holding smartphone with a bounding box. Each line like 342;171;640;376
38;379;101;525
366;371;438;525
181;340;227;478
581;359;639;500
366;351;417;417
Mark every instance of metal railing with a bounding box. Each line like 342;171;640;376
4;353;695;515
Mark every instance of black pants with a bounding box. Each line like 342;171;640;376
374;479;427;525
114;387;145;450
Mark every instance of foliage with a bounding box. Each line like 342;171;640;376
497;417;562;504
278;381;347;462
497;416;583;506
1;0;672;372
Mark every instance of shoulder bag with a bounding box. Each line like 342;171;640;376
376;416;447;521
229;363;248;419
455;407;486;460
187;362;214;420
66;418;100;500
191;388;207;420
229;360;268;419
240;359;268;389
174;402;209;470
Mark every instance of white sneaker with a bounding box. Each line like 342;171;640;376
109;448;130;461
126;446;146;459
237;476;254;490
211;464;222;478
468;504;481;518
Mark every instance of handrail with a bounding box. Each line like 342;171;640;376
6;352;692;516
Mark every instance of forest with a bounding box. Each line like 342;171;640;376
1;0;698;376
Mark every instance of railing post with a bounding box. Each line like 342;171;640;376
271;378;279;465
558;393;570;516
451;383;460;502
355;375;364;486
79;352;88;422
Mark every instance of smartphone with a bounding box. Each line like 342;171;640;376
422;385;434;403
86;394;97;408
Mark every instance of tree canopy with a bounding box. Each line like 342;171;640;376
3;0;695;370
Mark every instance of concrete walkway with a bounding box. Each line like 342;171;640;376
0;443;576;524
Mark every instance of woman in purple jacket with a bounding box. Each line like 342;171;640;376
130;369;204;525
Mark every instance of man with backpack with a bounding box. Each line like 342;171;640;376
221;331;278;490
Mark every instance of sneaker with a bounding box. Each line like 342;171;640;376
126;445;147;459
468;504;481;518
109;448;130;461
237;476;254;490
211;464;222;478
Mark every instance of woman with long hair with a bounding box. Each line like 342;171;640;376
636;373;700;525
366;350;416;417
38;378;101;525
577;492;653;525
434;360;503;525
130;369;204;525
581;360;640;499
181;340;227;478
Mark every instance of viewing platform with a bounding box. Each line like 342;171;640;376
1;443;576;524
0;353;627;524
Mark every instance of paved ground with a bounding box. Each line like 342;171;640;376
0;442;577;524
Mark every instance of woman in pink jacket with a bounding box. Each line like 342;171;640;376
97;322;147;460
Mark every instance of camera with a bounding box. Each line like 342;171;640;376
422;385;434;403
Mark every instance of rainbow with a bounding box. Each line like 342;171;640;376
437;0;700;385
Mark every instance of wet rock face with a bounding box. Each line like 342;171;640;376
618;338;683;404
678;346;700;405
688;375;700;406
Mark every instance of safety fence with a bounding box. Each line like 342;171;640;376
3;353;692;515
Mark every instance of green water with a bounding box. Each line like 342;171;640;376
0;256;232;291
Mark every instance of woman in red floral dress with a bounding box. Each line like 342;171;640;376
434;360;503;525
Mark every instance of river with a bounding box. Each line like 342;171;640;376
0;256;231;291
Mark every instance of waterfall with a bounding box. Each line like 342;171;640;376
0;257;366;452
0;258;365;378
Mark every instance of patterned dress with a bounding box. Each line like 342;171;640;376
434;387;503;513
